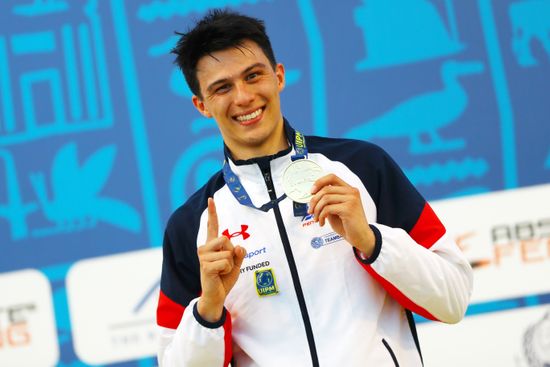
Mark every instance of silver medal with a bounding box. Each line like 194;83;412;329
282;159;324;203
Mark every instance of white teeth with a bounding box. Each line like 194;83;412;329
236;108;262;122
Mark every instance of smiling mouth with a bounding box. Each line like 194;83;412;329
234;107;264;124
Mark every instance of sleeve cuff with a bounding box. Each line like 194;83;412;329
193;302;227;329
354;224;382;264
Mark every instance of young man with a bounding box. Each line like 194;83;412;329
157;9;473;367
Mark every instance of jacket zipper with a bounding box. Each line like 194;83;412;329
382;338;400;367
259;161;320;367
406;310;424;365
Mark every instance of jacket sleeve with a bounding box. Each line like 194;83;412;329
354;147;473;324
156;212;233;367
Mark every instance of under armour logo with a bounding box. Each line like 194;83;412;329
222;225;250;240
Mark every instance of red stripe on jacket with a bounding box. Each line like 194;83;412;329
409;203;446;249
361;265;438;321
357;202;446;320
157;290;185;329
223;313;233;367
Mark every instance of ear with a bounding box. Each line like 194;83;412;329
275;63;285;92
192;95;212;118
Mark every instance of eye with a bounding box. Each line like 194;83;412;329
246;72;259;81
215;84;231;94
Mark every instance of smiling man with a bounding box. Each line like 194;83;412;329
191;39;287;161
156;9;473;367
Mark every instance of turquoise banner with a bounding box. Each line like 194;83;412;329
1;0;549;365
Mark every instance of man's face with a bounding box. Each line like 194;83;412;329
192;40;286;160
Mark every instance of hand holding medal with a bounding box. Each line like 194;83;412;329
307;174;376;257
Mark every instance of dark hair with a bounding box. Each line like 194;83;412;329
172;9;277;99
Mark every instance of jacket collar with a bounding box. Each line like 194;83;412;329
223;118;297;192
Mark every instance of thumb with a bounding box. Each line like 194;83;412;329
234;246;246;268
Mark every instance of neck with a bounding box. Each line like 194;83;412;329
230;136;289;161
228;120;289;161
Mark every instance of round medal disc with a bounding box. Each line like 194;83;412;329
282;159;324;203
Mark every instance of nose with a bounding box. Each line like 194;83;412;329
234;82;254;106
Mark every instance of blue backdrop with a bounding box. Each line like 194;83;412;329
1;0;549;365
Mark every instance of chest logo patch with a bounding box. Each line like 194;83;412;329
255;268;279;297
311;232;343;249
222;224;250;240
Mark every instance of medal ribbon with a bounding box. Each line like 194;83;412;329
291;130;308;161
222;129;309;213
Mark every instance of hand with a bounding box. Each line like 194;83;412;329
308;174;375;256
197;198;246;322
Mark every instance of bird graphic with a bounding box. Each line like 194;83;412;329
345;59;484;154
29;142;141;235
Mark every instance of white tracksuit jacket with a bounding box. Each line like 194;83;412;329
156;122;473;367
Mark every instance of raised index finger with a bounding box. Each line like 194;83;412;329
206;197;219;242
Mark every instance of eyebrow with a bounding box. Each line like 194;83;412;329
206;62;268;94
